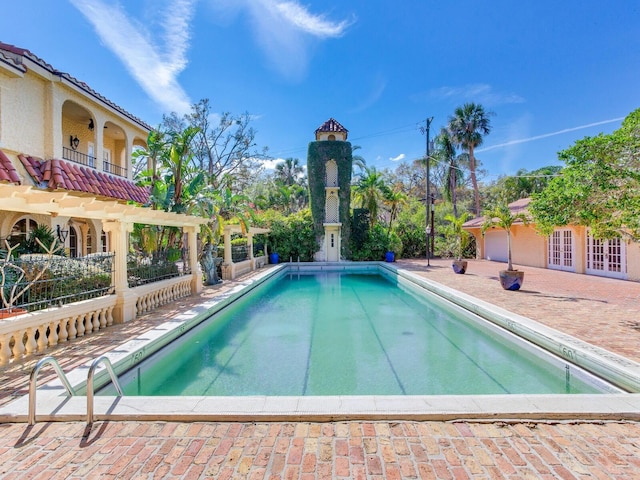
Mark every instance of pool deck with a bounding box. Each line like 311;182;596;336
1;259;639;478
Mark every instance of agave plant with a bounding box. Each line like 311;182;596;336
1;238;62;312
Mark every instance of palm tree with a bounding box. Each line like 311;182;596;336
383;186;408;238
351;145;367;178
274;158;303;186
434;128;463;217
444;212;472;261
481;204;528;272
352;167;386;227
448;103;493;216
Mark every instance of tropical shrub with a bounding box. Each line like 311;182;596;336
253;209;318;262
349;223;389;261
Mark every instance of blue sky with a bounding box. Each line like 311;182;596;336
2;0;638;181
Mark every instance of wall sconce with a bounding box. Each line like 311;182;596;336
57;224;69;243
88;119;94;131
70;135;80;150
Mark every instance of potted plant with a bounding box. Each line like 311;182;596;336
1;238;60;318
481;204;529;290
444;212;472;274
385;231;403;262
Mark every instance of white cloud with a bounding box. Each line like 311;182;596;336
70;0;194;114
260;158;284;170
212;0;354;80
418;83;525;107
478;117;625;153
260;157;307;175
389;153;406;162
275;2;353;38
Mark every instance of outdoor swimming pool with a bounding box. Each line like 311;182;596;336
107;269;614;396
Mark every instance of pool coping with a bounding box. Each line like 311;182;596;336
2;262;640;424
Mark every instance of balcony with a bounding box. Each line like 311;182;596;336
61;147;128;178
63;147;95;168
103;161;128;178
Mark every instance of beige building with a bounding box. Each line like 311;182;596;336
464;198;640;282
0;43;208;364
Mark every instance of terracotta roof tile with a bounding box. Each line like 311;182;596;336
316;118;348;134
17;154;149;204
0;149;21;184
17;154;45;184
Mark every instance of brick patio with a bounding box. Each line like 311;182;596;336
0;259;639;479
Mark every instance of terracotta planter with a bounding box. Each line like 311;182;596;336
0;307;28;319
499;270;524;291
451;260;467;274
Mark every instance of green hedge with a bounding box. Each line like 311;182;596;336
253;209;318;261
307;141;353;258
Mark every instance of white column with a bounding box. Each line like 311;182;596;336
184;226;202;294
247;233;254;260
223;228;232;265
102;220;136;323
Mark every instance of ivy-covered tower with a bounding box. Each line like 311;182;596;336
307;118;353;261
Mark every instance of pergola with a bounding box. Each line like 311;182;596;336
221;224;271;280
0;184;209;323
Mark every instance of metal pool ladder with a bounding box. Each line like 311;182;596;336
28;356;77;425
28;355;123;425
87;355;123;424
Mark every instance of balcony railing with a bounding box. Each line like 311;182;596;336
62;147;96;168
103;161;128;178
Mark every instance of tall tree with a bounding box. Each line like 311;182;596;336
482;166;562;209
530;108;640;240
162;99;267;190
433;127;467;217
352;166;386;227
383;186;408;238
274;158;304;186
448;103;493;216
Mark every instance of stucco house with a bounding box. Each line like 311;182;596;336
0;43;208;364
463;198;640;282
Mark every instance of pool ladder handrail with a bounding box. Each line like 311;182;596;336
87;355;123;424
28;356;77;425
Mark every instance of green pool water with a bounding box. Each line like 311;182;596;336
115;271;605;396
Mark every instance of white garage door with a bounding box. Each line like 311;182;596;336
484;230;508;262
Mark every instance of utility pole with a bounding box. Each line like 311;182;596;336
420;117;434;266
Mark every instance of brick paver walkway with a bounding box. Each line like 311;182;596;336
0;259;639;479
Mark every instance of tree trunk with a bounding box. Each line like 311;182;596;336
507;230;513;271
469;146;480;216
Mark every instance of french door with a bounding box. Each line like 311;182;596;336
586;231;626;279
548;229;575;271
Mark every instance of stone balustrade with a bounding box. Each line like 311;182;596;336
0;296;116;365
134;275;193;316
0;275;196;365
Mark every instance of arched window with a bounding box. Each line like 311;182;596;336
325;191;339;223
69;226;79;257
325;160;338;187
9;218;38;247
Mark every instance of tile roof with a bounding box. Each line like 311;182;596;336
17;154;149;204
0;42;151;131
315;118;348;134
463;197;532;228
0;48;26;74
0;149;21;184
